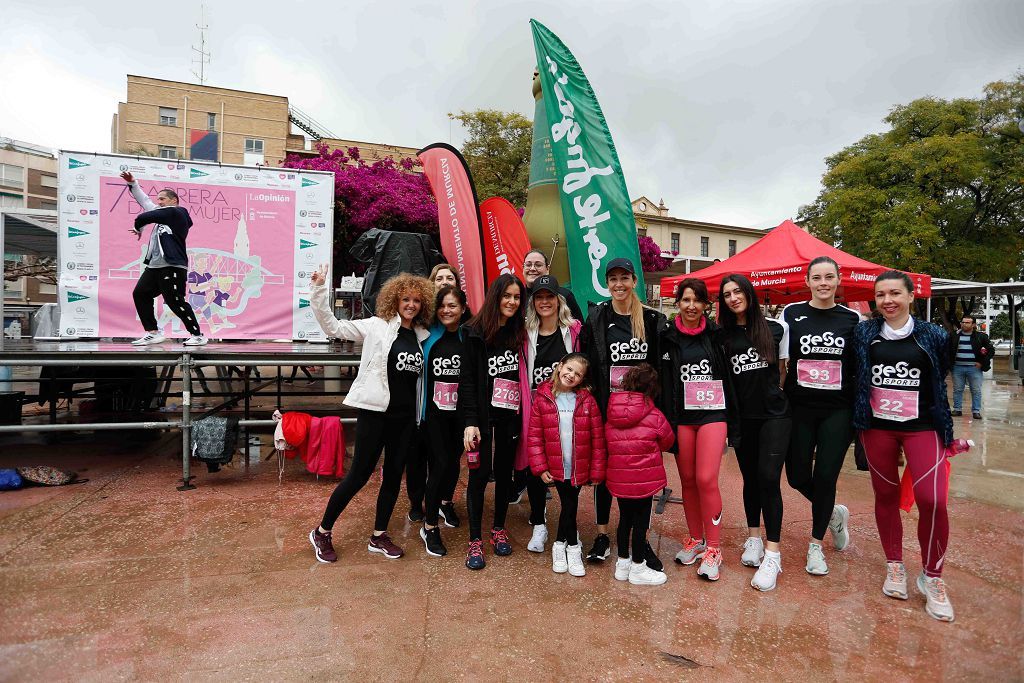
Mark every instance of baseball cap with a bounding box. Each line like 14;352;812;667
531;274;560;295
605;257;636;277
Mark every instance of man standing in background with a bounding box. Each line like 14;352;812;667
948;315;993;419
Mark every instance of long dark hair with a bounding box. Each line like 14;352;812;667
433;285;471;326
718;274;777;363
467;274;525;348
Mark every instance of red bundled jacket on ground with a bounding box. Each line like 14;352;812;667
603;392;674;499
526;381;606;486
281;412;345;478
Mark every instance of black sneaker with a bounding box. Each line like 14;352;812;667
309;528;337;563
420;526;447;557
439;502;461;528
951;410;962;417
491;527;513;556
408;506;424;523
644;541;663;572
972;411;982;420
510;486;528;504
587;533;611;562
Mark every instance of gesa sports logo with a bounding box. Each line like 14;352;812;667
680;359;713;382
871;362;920;387
610;338;647;362
432;355;461;376
731;347;768;374
395;351;422;373
800;332;845;356
532;362;558;386
487;350;518;376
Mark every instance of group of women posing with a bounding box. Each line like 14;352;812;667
304;253;958;623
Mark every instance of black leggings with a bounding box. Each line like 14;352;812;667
786;406;854;540
320;409;415;532
594;482;613;527
133;266;201;336
736;417;792;544
616;496;653;560
554;480;581;543
423;412;464;527
466;417;517;540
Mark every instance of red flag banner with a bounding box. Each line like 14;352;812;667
480;197;532;286
417;143;486;313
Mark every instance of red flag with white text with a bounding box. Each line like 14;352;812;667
480;197;532;286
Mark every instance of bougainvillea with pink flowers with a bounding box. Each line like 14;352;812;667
638;235;673;272
282;143;438;279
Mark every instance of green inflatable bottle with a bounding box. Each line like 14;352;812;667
522;70;569;284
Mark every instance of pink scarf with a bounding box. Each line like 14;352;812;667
675;315;706;336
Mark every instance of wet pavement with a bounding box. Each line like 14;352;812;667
0;375;1021;681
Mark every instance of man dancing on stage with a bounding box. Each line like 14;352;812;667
120;171;207;346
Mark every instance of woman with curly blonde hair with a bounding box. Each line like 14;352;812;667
306;267;434;563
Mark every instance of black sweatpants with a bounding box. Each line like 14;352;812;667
786;406;854;540
320;409;416;532
594;482;613;527
423;412;464;527
554;480;581;544
513;467;548;526
406;428;429;511
736;417;792;544
133;266;201;336
616;496;653;560
466;417;517;541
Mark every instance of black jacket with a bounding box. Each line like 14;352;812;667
578;301;667;416
659;318;740;445
456;323;522;437
134;206;192;267
947;329;995;372
349;229;443;316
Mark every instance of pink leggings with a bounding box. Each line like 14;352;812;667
861;428;949;577
675;422;727;548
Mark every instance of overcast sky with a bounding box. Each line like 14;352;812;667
2;0;1021;228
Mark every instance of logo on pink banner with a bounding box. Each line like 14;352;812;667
99;178;295;338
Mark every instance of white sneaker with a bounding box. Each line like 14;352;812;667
916;573;955;622
131;332;166;346
751;552;782;591
741;536;765;567
674;537;707;566
882;561;908;600
628;561;667;586
805;542;829;575
614;557;631;581
829;504;850;551
183;335;209;346
696;547;722;581
527;524;548;553
551;540;568;573
566;543;586;577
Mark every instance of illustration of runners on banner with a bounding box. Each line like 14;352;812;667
57;152;334;340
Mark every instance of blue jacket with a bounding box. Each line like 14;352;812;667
852;317;953;446
418;322;466;421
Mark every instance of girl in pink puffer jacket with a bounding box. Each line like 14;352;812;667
604;363;675;586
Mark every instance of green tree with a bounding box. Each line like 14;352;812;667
450;109;532;207
799;74;1024;325
990;312;1024;340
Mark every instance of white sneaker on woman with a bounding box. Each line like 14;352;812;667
882;561;908;600
751;552;782;591
614;557;631;581
829;504;850;550
628;561;667;586
805;542;828;576
551;541;568;573
183;335;209;346
566;543;586;577
741;536;764;567
527;524;548;553
131;332;166;346
917;573;955;622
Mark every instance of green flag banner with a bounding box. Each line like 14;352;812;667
529;19;646;306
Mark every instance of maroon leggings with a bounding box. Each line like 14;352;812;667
861;428;949;577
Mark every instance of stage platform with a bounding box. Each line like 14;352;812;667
0;339;362;490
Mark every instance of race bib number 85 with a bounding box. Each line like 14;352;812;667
683;380;725;410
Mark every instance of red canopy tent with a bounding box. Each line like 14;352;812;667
659;220;931;304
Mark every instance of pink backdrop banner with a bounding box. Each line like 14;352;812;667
97;177;295;338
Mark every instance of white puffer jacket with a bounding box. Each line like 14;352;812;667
310;282;429;413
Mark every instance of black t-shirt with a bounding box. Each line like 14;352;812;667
386;326;423;415
722;319;790;419
674;334;728;426
606;312;652;391
486;344;521;418
532;330;564;389
428;329;462;416
868;335;934;431
782;302;860;409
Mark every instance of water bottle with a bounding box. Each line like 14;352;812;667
467;449;480;470
945;438;973;458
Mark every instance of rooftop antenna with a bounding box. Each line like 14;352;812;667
191;2;211;84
